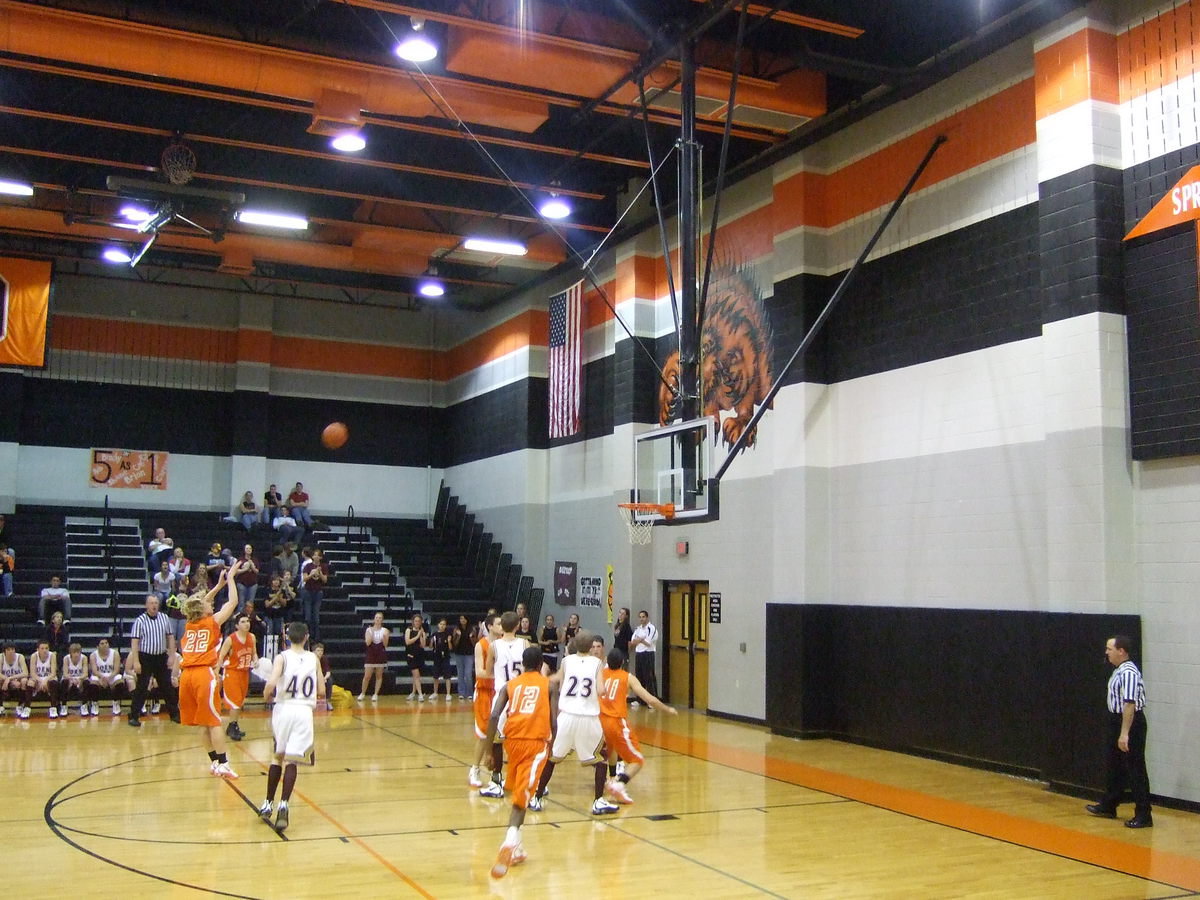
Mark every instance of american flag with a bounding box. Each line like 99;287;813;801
548;280;583;438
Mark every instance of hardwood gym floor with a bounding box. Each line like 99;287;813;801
5;701;1198;898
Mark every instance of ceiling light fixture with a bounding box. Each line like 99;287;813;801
330;132;366;153
0;179;34;197
463;237;527;256
395;17;438;63
235;210;309;230
539;197;571;220
418;280;445;298
101;247;133;264
119;205;153;222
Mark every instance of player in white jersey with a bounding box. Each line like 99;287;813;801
0;642;28;717
479;612;530;798
260;621;324;833
88;637;126;715
59;642;89;716
27;640;59;718
529;631;618;815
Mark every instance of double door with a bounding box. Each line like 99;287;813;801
665;580;709;710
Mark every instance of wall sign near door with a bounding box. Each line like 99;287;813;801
709;592;721;624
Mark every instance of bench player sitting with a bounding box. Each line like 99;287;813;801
59;642;89;716
89;637;126;715
27;640;59;718
0;642;28;717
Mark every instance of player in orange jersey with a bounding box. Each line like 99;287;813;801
600;648;676;804
218;612;259;742
484;645;556;879
177;559;245;778
468;613;503;787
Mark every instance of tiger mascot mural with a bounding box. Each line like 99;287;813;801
658;259;774;449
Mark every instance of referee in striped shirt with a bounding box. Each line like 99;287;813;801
128;593;180;727
1085;635;1153;828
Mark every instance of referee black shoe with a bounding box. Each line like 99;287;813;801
1085;803;1116;818
1125;815;1153;829
127;716;142;728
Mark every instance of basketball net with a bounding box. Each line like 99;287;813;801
616;502;673;545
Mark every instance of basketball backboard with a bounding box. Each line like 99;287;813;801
630;415;719;525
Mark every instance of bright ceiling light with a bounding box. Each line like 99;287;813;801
395;17;437;62
418;281;445;298
331;132;366;153
463;237;527;256
539;197;571;220
101;247;133;264
0;179;34;197
235;210;309;230
119;205;153;222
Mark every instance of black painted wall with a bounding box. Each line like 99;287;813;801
766;604;1141;792
1124;145;1200;460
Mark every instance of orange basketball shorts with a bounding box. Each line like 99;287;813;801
179;666;221;727
503;737;550;810
474;680;496;739
222;668;250;711
601;714;644;764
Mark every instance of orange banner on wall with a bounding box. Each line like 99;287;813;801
89;449;169;490
0;256;51;367
1125;165;1200;240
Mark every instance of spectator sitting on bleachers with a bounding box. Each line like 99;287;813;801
273;506;303;545
0;641;28;717
168;546;191;583
39;574;71;624
276;541;300;580
262;483;283;525
44;610;70;658
151;561;173;601
147;527;174;570
288;482;314;529
59;641;88;716
0;513;12;547
221;490;259;531
0;543;14;599
234;543;260;608
88;636;125;715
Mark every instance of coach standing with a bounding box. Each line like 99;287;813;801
128;593;180;727
1085;635;1153;828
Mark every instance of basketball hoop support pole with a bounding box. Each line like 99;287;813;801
713;134;947;482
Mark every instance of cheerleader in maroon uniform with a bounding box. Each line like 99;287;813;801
358;612;389;702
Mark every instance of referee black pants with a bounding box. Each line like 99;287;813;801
634;651;658;699
1100;710;1151;817
130;652;179;720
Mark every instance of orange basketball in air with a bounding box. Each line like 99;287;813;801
322;422;349;450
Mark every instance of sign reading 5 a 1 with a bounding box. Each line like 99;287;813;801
90;449;169;490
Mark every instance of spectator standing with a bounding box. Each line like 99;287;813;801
262;483;283;526
165;576;189;645
263;575;292;656
273;508;302;546
629;609;661;702
127;593;179;727
38;574;71;624
405;614;429;702
313;642;334;711
613;607;633;666
299;548;328;642
515;616;535;643
0;543;14;598
147;528;174;571
204;542;232;586
452;614;476;699
44;610;70;658
240;601;269;650
0;514;12;546
430;617;454;702
234;543;260;608
359;612;389;702
287;482;313;529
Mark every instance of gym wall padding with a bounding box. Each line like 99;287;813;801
766;603;1141;793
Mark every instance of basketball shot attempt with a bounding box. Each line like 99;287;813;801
484;645;555;879
261;621;324;833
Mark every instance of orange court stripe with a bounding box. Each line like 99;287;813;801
232;734;436;899
639;724;1200;892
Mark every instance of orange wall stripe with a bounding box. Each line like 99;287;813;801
439;309;548;381
1118;1;1200;103
271;335;433;380
774;79;1035;232
1034;28;1119;119
236;327;272;365
641;725;1200;893
52;314;238;364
